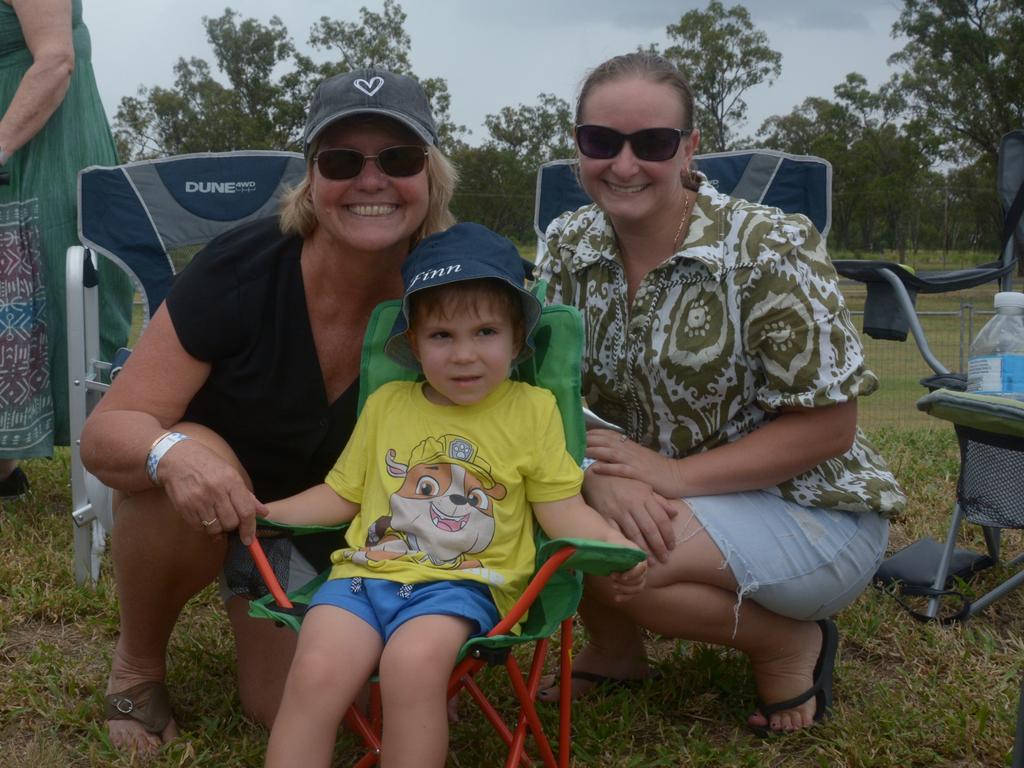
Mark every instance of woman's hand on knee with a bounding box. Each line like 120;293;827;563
157;439;261;545
582;471;678;563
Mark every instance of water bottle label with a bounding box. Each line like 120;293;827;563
968;355;1024;395
1004;355;1024;394
968;357;1001;393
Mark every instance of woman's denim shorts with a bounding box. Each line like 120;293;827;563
687;490;889;621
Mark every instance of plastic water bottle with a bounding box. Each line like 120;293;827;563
967;292;1024;399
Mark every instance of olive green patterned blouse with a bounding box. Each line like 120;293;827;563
539;177;905;516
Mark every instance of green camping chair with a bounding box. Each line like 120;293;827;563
248;299;644;768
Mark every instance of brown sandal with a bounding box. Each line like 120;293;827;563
104;680;174;734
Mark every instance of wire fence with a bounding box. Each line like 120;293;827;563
846;284;1004;431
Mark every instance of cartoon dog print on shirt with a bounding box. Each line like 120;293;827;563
350;434;504;569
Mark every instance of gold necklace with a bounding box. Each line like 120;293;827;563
671;190;694;252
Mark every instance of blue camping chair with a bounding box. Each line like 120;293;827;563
66;150;307;584
533;149;833;259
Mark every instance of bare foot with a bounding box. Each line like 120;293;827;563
537;642;652;701
105;643;180;753
747;620;824;733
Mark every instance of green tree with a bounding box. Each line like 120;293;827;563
306;0;411;75
757;95;861;248
661;0;781;153
303;1;465;150
114;11;308;158
943;158;1002;253
113;3;464;159
757;74;932;260
889;0;1024;163
482;94;574;168
451;94;575;242
450;146;536;242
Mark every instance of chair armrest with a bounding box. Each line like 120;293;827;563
536;537;646;576
917;389;1024;438
833;258;1012;295
256;517;348;536
462;539;646;658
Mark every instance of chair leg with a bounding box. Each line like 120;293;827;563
346;683;383;767
72;521;94;585
967;568;1024;618
926;502;965;620
558;619;572;768
982;525;1002;563
89;519;107;583
504;643;557;768
1013;672;1024;768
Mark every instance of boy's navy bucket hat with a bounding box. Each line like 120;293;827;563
385;222;543;370
303;68;438;157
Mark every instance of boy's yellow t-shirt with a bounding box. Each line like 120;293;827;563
324;378;583;617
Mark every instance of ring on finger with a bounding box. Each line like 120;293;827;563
201;517;217;528
619;434;628;443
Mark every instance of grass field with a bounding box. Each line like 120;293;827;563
4;430;1024;767
4;249;1023;766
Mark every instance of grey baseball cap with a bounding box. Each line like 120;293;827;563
303;68;438;157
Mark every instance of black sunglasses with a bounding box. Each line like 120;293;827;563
575;124;690;162
314;145;428;181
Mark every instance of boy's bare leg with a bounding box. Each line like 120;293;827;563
265;607;383;768
378;615;474;768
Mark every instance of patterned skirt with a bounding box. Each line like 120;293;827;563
0;198;53;458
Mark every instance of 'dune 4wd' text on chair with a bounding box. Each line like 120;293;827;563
833;129;1024;625
248;299;644;768
66;151;307;584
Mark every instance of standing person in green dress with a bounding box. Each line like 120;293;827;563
0;0;132;497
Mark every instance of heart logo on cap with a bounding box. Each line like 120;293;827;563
353;77;384;96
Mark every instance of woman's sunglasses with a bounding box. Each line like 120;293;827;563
314;145;428;181
575;125;690;162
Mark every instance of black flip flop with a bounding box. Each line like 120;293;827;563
750;618;838;737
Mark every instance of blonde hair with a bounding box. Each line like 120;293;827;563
280;143;458;246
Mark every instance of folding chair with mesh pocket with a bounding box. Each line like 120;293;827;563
67;151;307;584
833;129;1024;622
249;298;644;768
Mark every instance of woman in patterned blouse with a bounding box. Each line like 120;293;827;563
538;52;904;735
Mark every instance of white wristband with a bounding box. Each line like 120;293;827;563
146;431;190;485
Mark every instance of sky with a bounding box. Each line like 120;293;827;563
85;0;908;146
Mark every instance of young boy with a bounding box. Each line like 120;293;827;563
261;222;647;768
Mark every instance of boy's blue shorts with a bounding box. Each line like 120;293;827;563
308;577;500;643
